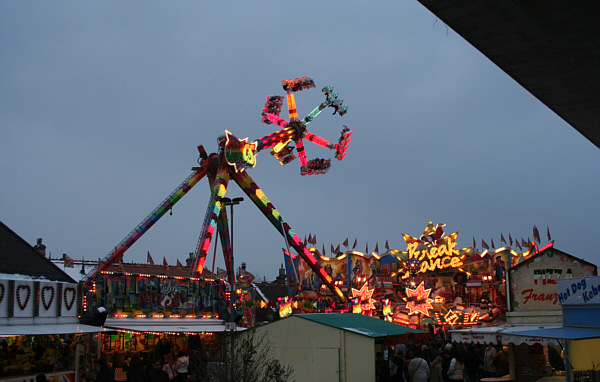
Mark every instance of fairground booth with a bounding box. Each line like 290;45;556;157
0;222;112;382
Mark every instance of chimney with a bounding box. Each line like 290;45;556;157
34;238;47;257
186;252;194;267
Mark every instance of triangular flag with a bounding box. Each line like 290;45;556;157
501;233;506;245
343;238;349;247
331;244;335;253
176;259;184;269
163;257;169;270
312;234;317;245
533;225;541;243
481;239;489;250
237;267;255;288
491;239;495;249
509;233;513;246
521;238;528;247
547;226;552;242
375;243;379;253
352;238;357;249
473;237;476;249
385;240;389;250
217;267;228;279
304;236;308;246
335;244;340;254
147;251;154;265
365;242;369;253
323;244;326;256
515;240;522;250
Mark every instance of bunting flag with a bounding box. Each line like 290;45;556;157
491;238;495;249
375;243;379;253
163;257;169;270
147;251;154;265
63;253;74;268
515;240;522;250
547;226;552;242
331;244;335;253
217;267;228;279
237;267;255;288
352;238;357;249
481;239;489;250
509;233;513;246
322;244;326;256
176;259;184;269
335;244;340;254
304;236;307;246
533;225;541;243
521;238;529;247
343;238;349;247
385;240;389;250
501;233;506;245
311;234;317;245
472;237;476;249
365;242;369;253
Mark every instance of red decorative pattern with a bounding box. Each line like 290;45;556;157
41;286;56;310
0;283;5;304
16;285;32;310
64;287;76;310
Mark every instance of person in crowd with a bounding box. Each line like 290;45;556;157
447;349;465;382
493;346;509;377
408;350;430;382
376;352;391;382
162;354;175;381
35;374;46;382
483;343;497;378
174;351;189;382
429;352;444;382
95;358;115;382
441;349;452;382
147;362;169;382
126;355;146;382
463;345;481;382
390;347;406;382
154;338;172;363
420;345;431;363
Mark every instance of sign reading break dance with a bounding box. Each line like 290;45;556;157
402;222;471;273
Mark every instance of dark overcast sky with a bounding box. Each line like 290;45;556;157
1;2;598;281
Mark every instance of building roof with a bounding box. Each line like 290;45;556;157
295;313;427;339
0;221;76;283
417;0;600;148
509;246;597;274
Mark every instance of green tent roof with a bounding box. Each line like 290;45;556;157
294;313;428;339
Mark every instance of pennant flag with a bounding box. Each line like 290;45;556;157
322;244;326;256
343;238;349;247
481;239;489;250
335;244;340;254
521;238;528;247
63;253;74;268
515;240;522;250
491;238;495;249
365;242;369;253
385;240;390;250
311;234;317;245
472;237;476;249
501;233;506;245
352;238;357;249
147;251;154;265
331;244;335;253
533;225;541;243
375;243;379;253
547;226;552;242
509;233;513;246
176;259;184;269
237;267;255;288
217;267;228;279
304;236;307;246
163;257;169;270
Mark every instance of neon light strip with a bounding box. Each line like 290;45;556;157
209;176;233;284
304;132;330;148
192;168;230;276
295;139;308;166
301;101;329;125
255;127;296;152
286;93;298;121
265;113;289;128
232;170;345;301
84;169;207;287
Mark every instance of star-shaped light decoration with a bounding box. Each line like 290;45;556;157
351;283;376;313
404;281;434;316
224;130;258;173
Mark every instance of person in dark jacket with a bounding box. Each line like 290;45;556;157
95;358;115;382
147;362;170;382
126;355;146;382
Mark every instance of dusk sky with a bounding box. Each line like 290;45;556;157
2;2;598;281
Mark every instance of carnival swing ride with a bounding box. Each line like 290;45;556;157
82;77;353;301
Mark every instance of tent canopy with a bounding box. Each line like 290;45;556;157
0;323;113;336
103;318;244;333
500;326;600;346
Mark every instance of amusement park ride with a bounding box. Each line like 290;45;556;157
82;77;353;302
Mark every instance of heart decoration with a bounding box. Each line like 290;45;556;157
42;286;56;310
64;287;76;311
0;283;5;304
16;285;32;310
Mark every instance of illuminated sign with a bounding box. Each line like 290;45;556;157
402;222;471;273
351;283;376;313
405;281;433;316
224;130;257;172
279;298;292;318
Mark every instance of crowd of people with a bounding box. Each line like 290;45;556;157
376;336;509;382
